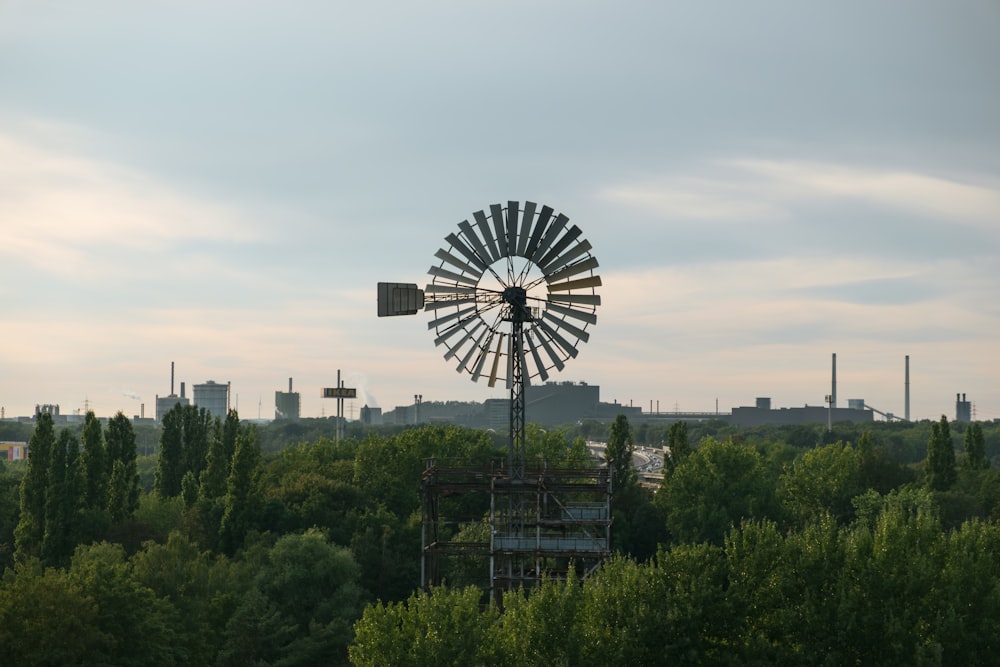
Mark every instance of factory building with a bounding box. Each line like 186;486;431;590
275;378;300;420
193;380;230;420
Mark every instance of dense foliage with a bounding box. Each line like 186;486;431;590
0;408;998;665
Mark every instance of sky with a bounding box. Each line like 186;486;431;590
2;1;998;423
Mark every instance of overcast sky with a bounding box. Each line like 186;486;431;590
2;1;998;423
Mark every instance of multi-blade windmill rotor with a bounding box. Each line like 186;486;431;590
379;200;601;477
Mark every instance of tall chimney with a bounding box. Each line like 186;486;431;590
831;353;837;409
171;361;175;396
289;377;293;393
181;382;186;399
905;355;910;421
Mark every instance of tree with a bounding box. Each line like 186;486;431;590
965;422;988;470
106;412;141;522
656;437;779;545
41;430;80;567
201;410;239;500
0;561;112;664
780;440;862;526
349;586;495;667
182;405;214;483
14;413;55;563
606;414;636;491
219;426;263;554
80;411;108;510
155;406;185;497
225;529;364;665
926;415;957;491
665;420;690;475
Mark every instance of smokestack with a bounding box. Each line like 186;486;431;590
289;377;293;393
181;382;186;399
905;355;910;421
831;353;837;409
171;361;175;396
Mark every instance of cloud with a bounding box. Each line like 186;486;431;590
0;128;260;276
601;158;1000;231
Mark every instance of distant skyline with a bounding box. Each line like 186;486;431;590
2;2;998;422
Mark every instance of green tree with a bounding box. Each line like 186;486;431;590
41;430;80;567
780;440;863;525
80;411;108;510
926;415;957;491
131;532;244;666
155;406;185;497
201;410;239;500
221;529;364;665
107;412;141;521
0;560;112;664
219;425;263;554
14;413;55;563
182;405;214;483
606;414;636;491
68;541;184;666
656;437;779;545
965;422;988;470
665;420;690;474
349;586;495;667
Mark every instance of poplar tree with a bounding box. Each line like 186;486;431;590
606;414;636;490
219;425;262;554
41;430;78;567
14;412;55;563
155;406;185;497
201;410;239;500
80;411;107;510
105;412;141;522
925;415;956;491
665;421;691;474
964;422;988;470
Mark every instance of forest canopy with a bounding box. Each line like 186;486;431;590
1;408;999;665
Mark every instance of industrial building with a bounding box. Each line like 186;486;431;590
155;362;190;422
193;380;230;420
275;378;300;420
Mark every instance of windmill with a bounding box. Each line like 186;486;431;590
378;200;607;598
379;200;601;476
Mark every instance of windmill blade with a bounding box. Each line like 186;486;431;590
530;213;569;263
540;239;593;274
537;319;579;358
487;333;505;387
444;320;484;360
532;325;566;372
433;322;465;346
453;324;487;368
428;305;478;330
516;201;536;257
537;225;582;269
435;248;484;278
473;210;500;261
542;311;590;342
428;265;479;286
425;284;477;295
424;296;477;311
544;256;599;284
524;204;553;259
458;220;495;267
547;293;602;306
444;233;489;272
524;330;549;383
546;302;597;325
471;330;494;381
505;201;520;257
547;275;603;292
490;204;508;257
